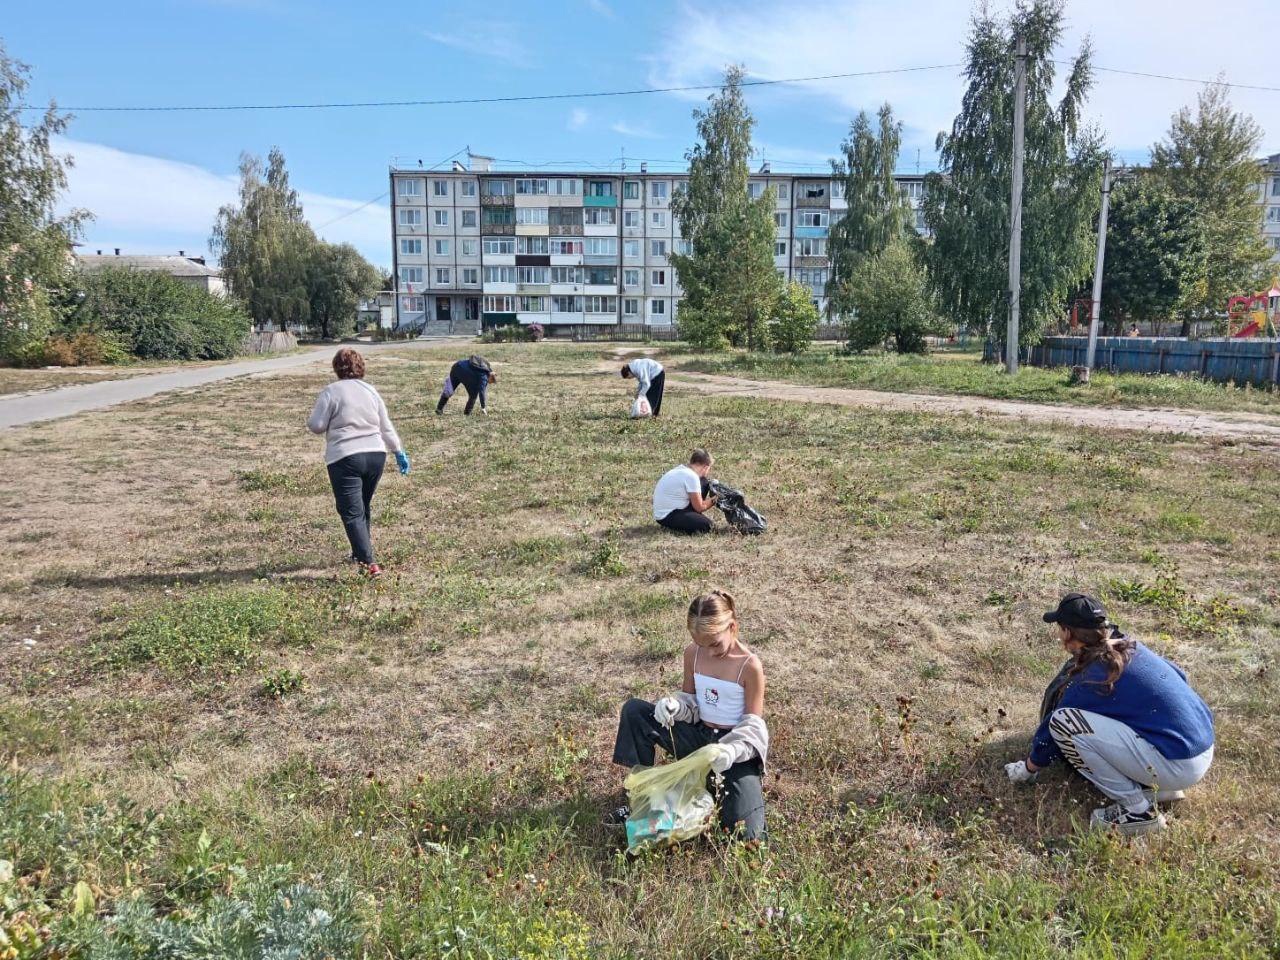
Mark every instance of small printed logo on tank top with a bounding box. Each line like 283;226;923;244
703;688;720;706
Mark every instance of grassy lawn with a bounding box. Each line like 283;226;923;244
0;365;174;396
674;344;1280;416
1;342;1278;957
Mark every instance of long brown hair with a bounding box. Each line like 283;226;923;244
1065;624;1135;695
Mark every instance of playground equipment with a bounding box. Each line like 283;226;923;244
1227;281;1280;338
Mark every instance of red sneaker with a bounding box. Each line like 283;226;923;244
364;563;383;579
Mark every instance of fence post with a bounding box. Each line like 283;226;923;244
1272;351;1279;385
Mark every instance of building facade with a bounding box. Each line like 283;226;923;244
1257;153;1280;267
75;251;226;296
389;158;929;333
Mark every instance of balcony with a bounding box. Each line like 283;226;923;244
583;195;617;208
480;224;515;236
550;224;583;236
480;194;514;206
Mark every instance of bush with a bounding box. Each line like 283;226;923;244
0;286;57;366
36;331;131;366
844;240;943;354
674;305;730;350
58;268;250;361
768;281;820;353
483;323;534;344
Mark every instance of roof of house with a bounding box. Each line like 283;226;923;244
76;254;222;278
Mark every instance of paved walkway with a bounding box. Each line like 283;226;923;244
0;338;459;430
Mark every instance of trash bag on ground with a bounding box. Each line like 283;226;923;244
623;745;717;852
630;396;653;419
707;479;767;535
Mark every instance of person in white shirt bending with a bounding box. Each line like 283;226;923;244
306;348;410;579
621;357;665;417
653;448;718;535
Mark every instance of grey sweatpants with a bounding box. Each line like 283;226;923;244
1048;708;1214;809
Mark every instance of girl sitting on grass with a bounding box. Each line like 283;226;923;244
1005;592;1215;837
609;589;769;841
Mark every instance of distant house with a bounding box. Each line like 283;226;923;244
358;291;395;330
75;249;226;296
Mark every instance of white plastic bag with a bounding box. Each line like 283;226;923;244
630;396;653;419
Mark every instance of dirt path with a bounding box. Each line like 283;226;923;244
607;349;1280;444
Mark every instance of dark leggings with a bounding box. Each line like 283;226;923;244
326;451;385;564
613;697;766;840
646;371;665;417
658;508;712;535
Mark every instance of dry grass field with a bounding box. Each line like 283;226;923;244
1;342;1278;957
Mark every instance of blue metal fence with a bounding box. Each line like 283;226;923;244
985;336;1280;386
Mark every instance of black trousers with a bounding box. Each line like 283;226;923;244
613;697;766;840
645;371;665;417
326;451;385;565
658;508;712;535
437;361;484;414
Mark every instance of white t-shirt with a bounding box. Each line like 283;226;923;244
653;464;701;520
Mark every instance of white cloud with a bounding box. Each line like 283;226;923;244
648;0;1278;160
568;108;590;131
53;138;390;267
584;0;614;16
423;29;530;67
610;120;663;140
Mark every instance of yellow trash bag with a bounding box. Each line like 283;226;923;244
623;745;717;852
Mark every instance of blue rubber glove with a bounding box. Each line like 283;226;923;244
395;450;410;475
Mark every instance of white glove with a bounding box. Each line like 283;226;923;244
653;697;681;728
1004;760;1037;784
708;743;737;774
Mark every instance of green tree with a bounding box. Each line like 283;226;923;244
0;42;91;363
1100;174;1205;336
306;242;380;340
768;281;821;353
671;65;781;351
922;0;1103;348
846;240;942;354
1149;84;1273;333
826;104;911;321
210;148;315;331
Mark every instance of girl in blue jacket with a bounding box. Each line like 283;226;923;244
1005;593;1215;836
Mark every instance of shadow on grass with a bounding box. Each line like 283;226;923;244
35;561;324;591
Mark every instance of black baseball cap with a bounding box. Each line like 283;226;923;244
1042;593;1107;629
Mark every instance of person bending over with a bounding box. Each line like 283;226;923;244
437;355;496;415
1005;593;1215;836
307;348;410;578
653;448;718;535
621;357;665;417
609;589;768;840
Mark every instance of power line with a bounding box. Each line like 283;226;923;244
313;190;388;230
1062;62;1280;94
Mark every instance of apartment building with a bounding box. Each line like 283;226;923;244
389;157;929;333
1257;153;1280;267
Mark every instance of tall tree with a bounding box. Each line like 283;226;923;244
826;104;911;320
922;0;1103;347
0;42;91;362
845;239;943;354
211;148;314;330
306;242;380;340
1100;174;1205;336
670;65;781;350
1149;83;1273;333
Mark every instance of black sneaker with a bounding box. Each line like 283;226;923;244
603;804;630;828
1090;803;1167;837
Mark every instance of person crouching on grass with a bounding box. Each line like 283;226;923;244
653;448;718;535
1005;593;1215;836
608;589;769;841
307;348;410;579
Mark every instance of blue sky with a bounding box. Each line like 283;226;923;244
7;0;1277;269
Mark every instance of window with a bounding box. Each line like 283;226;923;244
482;206;514;228
748;182;763;199
516;266;549;284
400;238;422;255
651;211;667;228
434;239;450;256
517;236;549;254
461;210;477;228
517;296;547;312
797;267;828;290
549;207;582;227
673;180;687;196
461;180;477;197
830;181;846;199
584;295;617;313
803;183;826;199
482;180;512;197
398;179;421;197
483;237;515;256
1268;206;1280;223
398;266;424;286
1272;237;1280;251
674;239;692;256
624;181;641;200
516;207;549;225
650;240;667;257
550;238;583;255
587;180;615;197
915;209;927;230
776;183;789;200
585;237;617;257
1273;178;1280;197
799;210;829;227
550;178;580;195
624;239;641;258
435;268;450;285
774;212;788;228
650;299;666;316
484;266;517;283
796;238;826;257
398;208;423;226
483;295;515;312
516;178;549;195
623;210;641;228
433;180;448;197
552;295;582;312
461;239;478;257
650;269;667;286
624;268;641;287
623;298;639;316
400;295;424;312
899;181;924;200
774;241;787;257
462;268;479;285
434;209;449;226
584;207;617;225
551;266;582;284
585;266;617;285
651;181;669;200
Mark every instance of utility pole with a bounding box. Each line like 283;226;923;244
1085;158;1115;372
1006;35;1028;374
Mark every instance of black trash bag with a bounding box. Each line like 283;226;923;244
707;479;767;535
